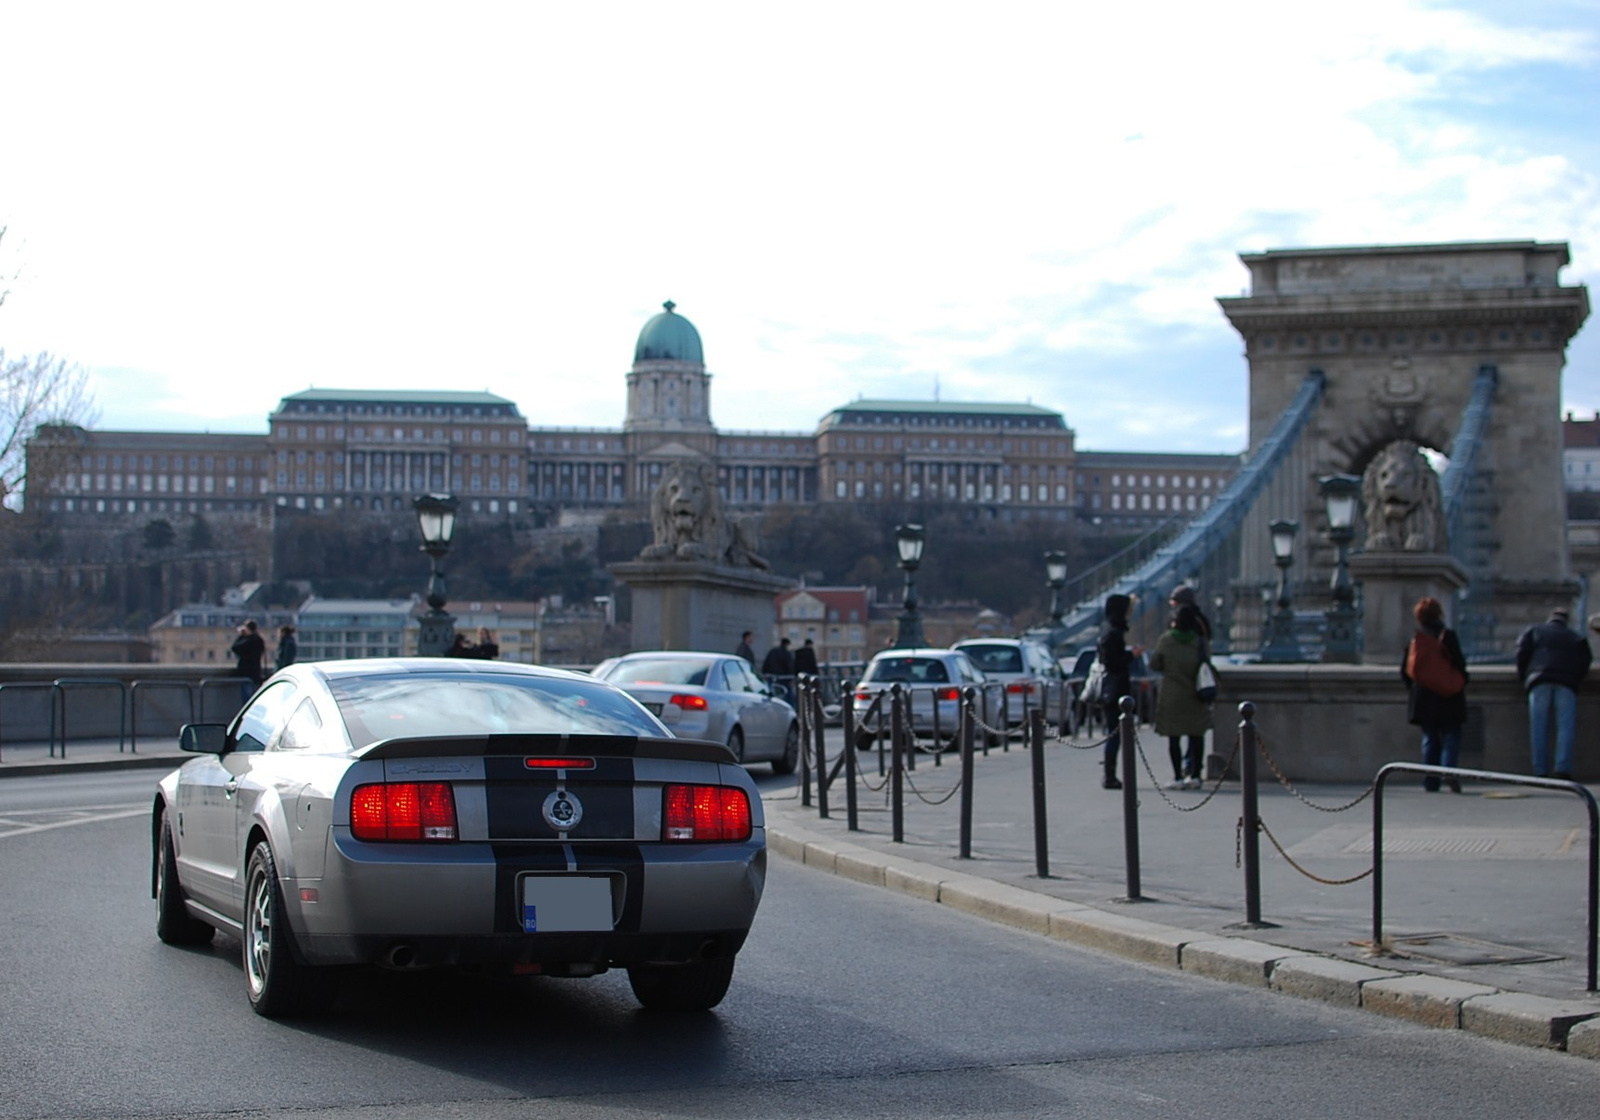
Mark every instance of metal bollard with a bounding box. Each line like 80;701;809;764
842;683;861;831
891;684;906;844
812;678;830;819
799;677;813;810
959;687;976;859
1119;695;1141;901
1235;701;1274;928
1029;708;1049;879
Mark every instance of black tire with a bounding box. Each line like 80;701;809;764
726;726;745;763
627;956;736;1012
854;727;877;751
155;817;214;947
243;842;337;1018
771;723;799;775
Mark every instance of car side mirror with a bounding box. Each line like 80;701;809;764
180;723;228;754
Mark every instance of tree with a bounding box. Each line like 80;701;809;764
1;226;98;510
141;518;176;552
187;514;214;551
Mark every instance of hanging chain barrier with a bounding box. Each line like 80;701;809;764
1256;727;1378;813
1243;815;1374;886
1131;727;1241;813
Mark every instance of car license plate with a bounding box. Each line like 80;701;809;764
521;875;613;933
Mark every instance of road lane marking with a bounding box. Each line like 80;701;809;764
0;806;147;838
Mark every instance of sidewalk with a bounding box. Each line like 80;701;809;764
8;727;1599;1057
763;726;1600;1058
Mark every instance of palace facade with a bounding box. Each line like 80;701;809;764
25;302;1238;530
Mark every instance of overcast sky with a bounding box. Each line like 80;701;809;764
2;1;1597;454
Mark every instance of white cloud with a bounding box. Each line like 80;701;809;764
0;1;1596;451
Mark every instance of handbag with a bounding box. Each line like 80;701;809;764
1195;660;1218;702
1081;656;1107;706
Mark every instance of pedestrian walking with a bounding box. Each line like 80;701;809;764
1168;584;1212;644
1401;597;1468;792
230;619;266;701
472;627;500;659
735;631;757;667
274;624;298;672
1515;607;1592;779
793;637;820;678
1149;604;1211;789
762;637;796;703
1097;593;1139;789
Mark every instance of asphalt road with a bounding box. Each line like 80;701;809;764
3;769;1599;1120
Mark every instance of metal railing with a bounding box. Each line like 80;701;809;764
1372;762;1598;992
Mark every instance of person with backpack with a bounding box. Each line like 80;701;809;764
1401;597;1469;792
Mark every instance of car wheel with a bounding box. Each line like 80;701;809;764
627;956;736;1012
155;816;214;946
854;726;878;751
771;723;799;775
726;727;745;763
243;842;337;1018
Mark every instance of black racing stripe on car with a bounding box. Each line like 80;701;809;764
484;774;638;840
491;843;645;935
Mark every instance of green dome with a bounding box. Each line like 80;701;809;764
633;300;704;365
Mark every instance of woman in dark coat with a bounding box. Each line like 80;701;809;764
1150;604;1212;789
1097;593;1136;789
1401;596;1469;792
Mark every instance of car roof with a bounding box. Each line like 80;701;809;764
869;647;966;659
611;651;726;660
284;658;592;684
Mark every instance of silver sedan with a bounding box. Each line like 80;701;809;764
591;652;800;775
152;658;766;1017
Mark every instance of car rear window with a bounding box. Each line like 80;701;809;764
862;657;950;684
598;658;713;687
960;645;1024;674
329;673;667;747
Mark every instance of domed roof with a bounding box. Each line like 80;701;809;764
633;300;704;365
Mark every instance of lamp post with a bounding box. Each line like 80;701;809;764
1211;591;1232;656
894;523;926;649
1319;474;1362;663
1260;519;1303;661
1045;550;1068;624
413;493;459;656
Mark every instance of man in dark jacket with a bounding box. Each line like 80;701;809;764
230;619;266;699
1098;594;1137;789
793;638;820;678
1515;607;1592;779
762;638;796;703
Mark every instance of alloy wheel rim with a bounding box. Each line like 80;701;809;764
246;866;271;995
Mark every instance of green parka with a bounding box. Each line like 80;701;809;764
1149;627;1213;738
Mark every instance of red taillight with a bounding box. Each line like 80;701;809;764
663;784;751;842
1007;682;1028;694
854;689;871;702
668;693;709;711
351;782;458;842
936;687;960;702
523;757;596;770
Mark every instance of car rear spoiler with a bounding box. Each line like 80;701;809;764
356;733;736;765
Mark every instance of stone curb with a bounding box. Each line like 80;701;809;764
768;818;1600;1057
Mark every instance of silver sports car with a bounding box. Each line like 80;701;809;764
591;652;800;775
152;658;766;1017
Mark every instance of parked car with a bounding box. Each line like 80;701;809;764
152;658;766;1017
592;651;800;775
851;647;999;748
1064;646;1159;730
952;637;1064;726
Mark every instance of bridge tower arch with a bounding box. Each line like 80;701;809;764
1219;241;1590;657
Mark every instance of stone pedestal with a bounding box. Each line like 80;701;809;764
609;560;795;653
1349;552;1469;664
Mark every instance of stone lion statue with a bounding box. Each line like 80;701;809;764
1361;439;1445;552
639;459;769;569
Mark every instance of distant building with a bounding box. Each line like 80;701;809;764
25;302;1238;535
774;586;874;664
295;597;418;661
1564;411;1600;491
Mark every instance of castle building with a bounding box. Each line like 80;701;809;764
24;302;1237;529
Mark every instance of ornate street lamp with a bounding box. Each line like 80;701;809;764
413;493;459;656
1045;550;1068;624
894;523;926;649
1319;474;1362;663
1260;519;1303;661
